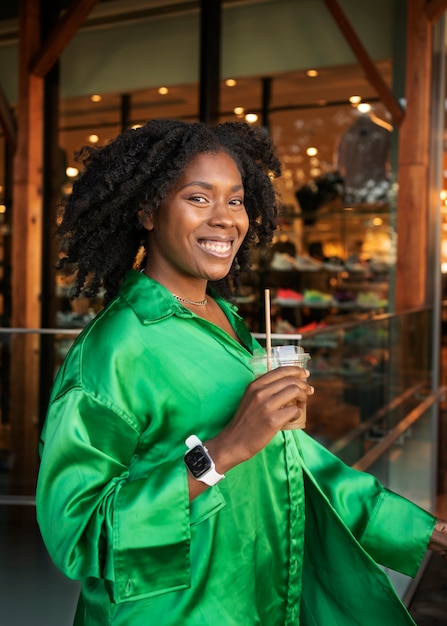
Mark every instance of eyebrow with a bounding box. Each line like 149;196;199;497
180;181;244;192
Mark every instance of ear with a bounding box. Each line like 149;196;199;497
137;209;155;231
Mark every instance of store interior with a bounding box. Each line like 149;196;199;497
0;35;429;465
0;0;443;470
0;2;446;623
38;60;396;337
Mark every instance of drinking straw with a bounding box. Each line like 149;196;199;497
264;289;272;370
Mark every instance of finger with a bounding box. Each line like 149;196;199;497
253;365;311;384
250;383;310;418
252;370;313;395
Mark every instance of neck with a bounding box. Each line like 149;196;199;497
141;268;208;305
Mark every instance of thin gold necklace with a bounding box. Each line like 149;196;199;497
140;270;208;307
171;293;208;306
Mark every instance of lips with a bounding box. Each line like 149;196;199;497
198;239;233;257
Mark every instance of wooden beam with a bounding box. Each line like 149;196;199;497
10;0;44;494
322;0;404;126
29;0;99;78
395;0;432;310
425;0;447;22
0;83;16;151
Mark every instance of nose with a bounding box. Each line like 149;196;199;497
208;199;235;228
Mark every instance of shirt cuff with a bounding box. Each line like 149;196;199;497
360;488;437;576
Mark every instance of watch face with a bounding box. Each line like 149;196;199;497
184;445;212;478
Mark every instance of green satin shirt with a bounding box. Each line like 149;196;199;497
37;270;436;625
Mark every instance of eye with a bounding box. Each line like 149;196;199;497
229;198;245;208
188;194;208;204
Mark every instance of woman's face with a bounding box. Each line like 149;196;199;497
143;151;249;289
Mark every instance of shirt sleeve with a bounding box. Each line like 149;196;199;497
296;431;436;576
36;387;193;603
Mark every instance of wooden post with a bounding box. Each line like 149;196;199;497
425;0;447;23
10;0;44;493
8;0;100;495
395;0;432;310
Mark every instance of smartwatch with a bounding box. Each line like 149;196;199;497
184;435;225;486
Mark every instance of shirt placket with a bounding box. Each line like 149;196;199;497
283;432;305;625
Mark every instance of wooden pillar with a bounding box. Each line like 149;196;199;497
395;0;432;310
8;0;100;495
10;0;44;493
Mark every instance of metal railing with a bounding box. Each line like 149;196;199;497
353;386;446;472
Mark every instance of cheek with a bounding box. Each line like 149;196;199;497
240;212;250;237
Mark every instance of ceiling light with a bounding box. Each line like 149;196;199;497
306;147;318;157
234;106;244;115
88;134;99;143
357;102;371;113
349;95;362;104
0;205;6;214
245;113;258;123
90;94;102;103
158;87;169;95
306;69;319;78
225;79;237;87
66;167;79;178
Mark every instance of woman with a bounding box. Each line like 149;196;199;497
37;119;446;625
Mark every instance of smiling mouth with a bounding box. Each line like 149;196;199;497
198;240;233;257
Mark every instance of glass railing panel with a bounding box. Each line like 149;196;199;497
0;329;81;499
367;406;434;510
367;407;436;599
0;308;438;502
254;307;435;466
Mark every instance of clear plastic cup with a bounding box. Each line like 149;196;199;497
250;345;311;429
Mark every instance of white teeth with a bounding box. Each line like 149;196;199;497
200;241;232;254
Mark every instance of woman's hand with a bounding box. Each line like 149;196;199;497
428;519;447;562
206;366;314;474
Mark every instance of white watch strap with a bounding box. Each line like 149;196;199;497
185;434;202;448
184;435;225;485
199;466;225;486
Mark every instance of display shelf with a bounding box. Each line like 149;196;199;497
235;201;393;333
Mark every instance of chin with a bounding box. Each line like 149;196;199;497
205;274;230;283
203;262;234;281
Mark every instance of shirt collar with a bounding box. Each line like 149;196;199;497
118;270;248;332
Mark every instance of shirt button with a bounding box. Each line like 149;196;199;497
125;579;134;595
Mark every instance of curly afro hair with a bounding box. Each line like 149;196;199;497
57;119;282;304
